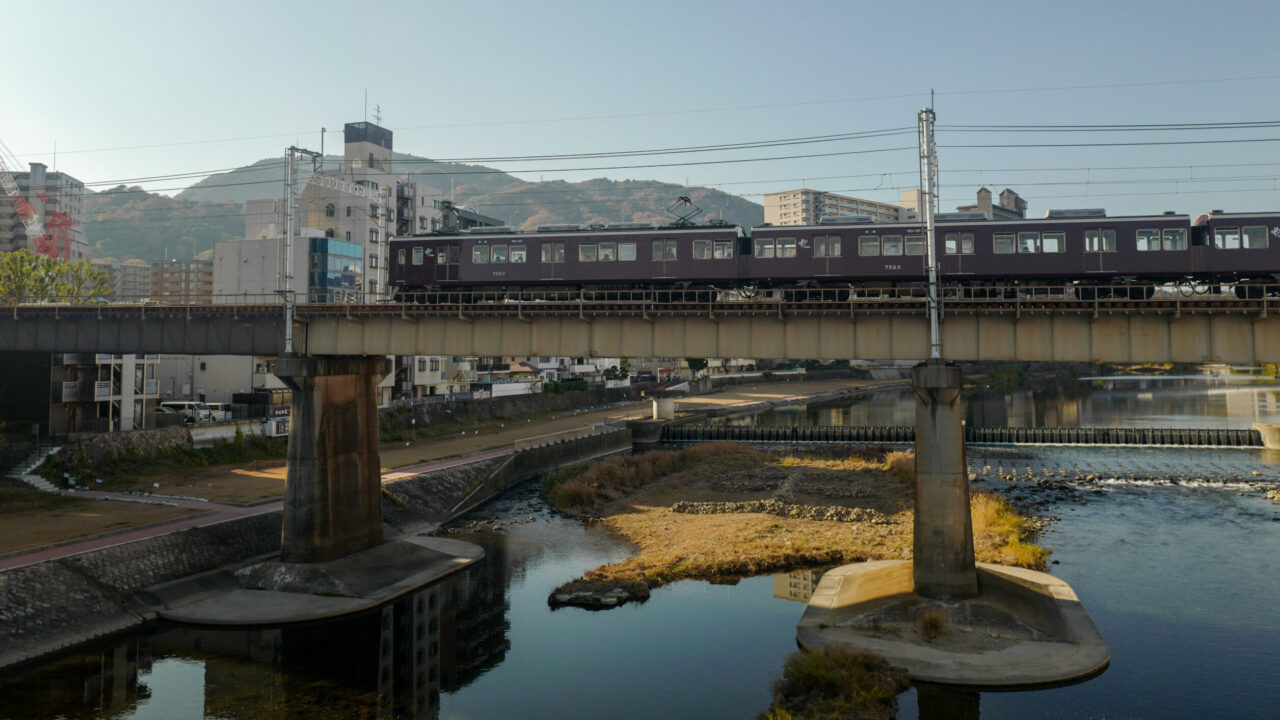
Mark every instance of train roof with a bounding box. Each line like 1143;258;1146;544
406;223;744;241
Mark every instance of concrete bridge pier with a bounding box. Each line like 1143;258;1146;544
911;358;978;599
275;355;391;563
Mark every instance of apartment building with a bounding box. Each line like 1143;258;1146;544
91;259;152;300
0;351;161;435
151;260;213;303
763;188;914;226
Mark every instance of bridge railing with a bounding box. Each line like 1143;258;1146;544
4;282;1278;315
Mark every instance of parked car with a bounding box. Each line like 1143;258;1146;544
160;401;213;423
205;402;232;422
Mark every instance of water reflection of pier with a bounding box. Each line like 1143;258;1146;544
0;549;510;720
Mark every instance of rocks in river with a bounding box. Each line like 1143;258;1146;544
669;499;888;524
549;582;651;610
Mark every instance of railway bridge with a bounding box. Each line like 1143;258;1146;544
3;284;1278;563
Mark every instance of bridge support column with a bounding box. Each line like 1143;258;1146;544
275;355;391;564
912;358;978;600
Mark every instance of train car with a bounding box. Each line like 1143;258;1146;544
934;211;1193;290
1195;211;1280;294
390;222;745;296
746;218;930;289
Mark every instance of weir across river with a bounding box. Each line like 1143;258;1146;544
662;423;1266;447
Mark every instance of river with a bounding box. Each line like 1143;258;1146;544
1;374;1278;719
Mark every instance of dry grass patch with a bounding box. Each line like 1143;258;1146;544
970;490;1050;570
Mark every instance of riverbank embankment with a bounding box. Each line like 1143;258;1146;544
0;429;628;671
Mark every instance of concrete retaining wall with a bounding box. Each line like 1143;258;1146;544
60;426;190;465
450;430;632;520
380;385;648;433
188;420;266;449
0;512;283;670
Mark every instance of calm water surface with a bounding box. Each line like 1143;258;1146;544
2;375;1279;719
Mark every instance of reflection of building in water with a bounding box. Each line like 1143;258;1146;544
0;551;510;720
772;568;826;603
0;639;150;717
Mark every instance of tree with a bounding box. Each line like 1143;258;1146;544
57;259;111;302
0;249;110;304
685;357;708;376
604;359;631;381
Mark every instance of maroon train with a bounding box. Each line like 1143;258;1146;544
388;210;1280;300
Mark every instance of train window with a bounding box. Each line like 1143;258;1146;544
653;241;665;261
447;245;460;264
905;235;925;256
1136;229;1160;251
472;245;489;264
510;245;527;263
399;249;407;265
714;240;734;259
542;242;565;263
599;242;616;261
412;247;424;265
778;238;797;257
491;245;508;263
619;242;637;261
815;236;842;257
1162;229;1187;251
859;237;880;256
993;234;1015;254
693;239;711;260
755;238;776;258
1042;232;1065;253
1017;232;1040;254
664;240;678;260
1244;226;1269;249
944;233;974;254
882;236;903;256
1214;227;1241;250
579;244;598;262
1084;229;1116;252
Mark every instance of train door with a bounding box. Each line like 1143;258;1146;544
812;234;837;277
651;238;677;278
435;244;459;282
539;240;565;280
941;231;974;276
1188;221;1210;275
392;246;407;285
1082;228;1115;274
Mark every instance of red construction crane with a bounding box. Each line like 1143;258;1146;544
0;136;73;260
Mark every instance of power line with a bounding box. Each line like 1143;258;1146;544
941;137;1280;149
426;128;915;163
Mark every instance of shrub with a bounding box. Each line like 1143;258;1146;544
762;646;909;720
916;608;949;642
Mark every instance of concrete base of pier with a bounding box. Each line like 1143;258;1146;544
797;560;1109;687
150;536;482;626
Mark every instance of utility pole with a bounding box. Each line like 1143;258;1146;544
280;146;320;354
918;107;941;359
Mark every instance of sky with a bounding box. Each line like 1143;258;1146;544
3;0;1280;218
